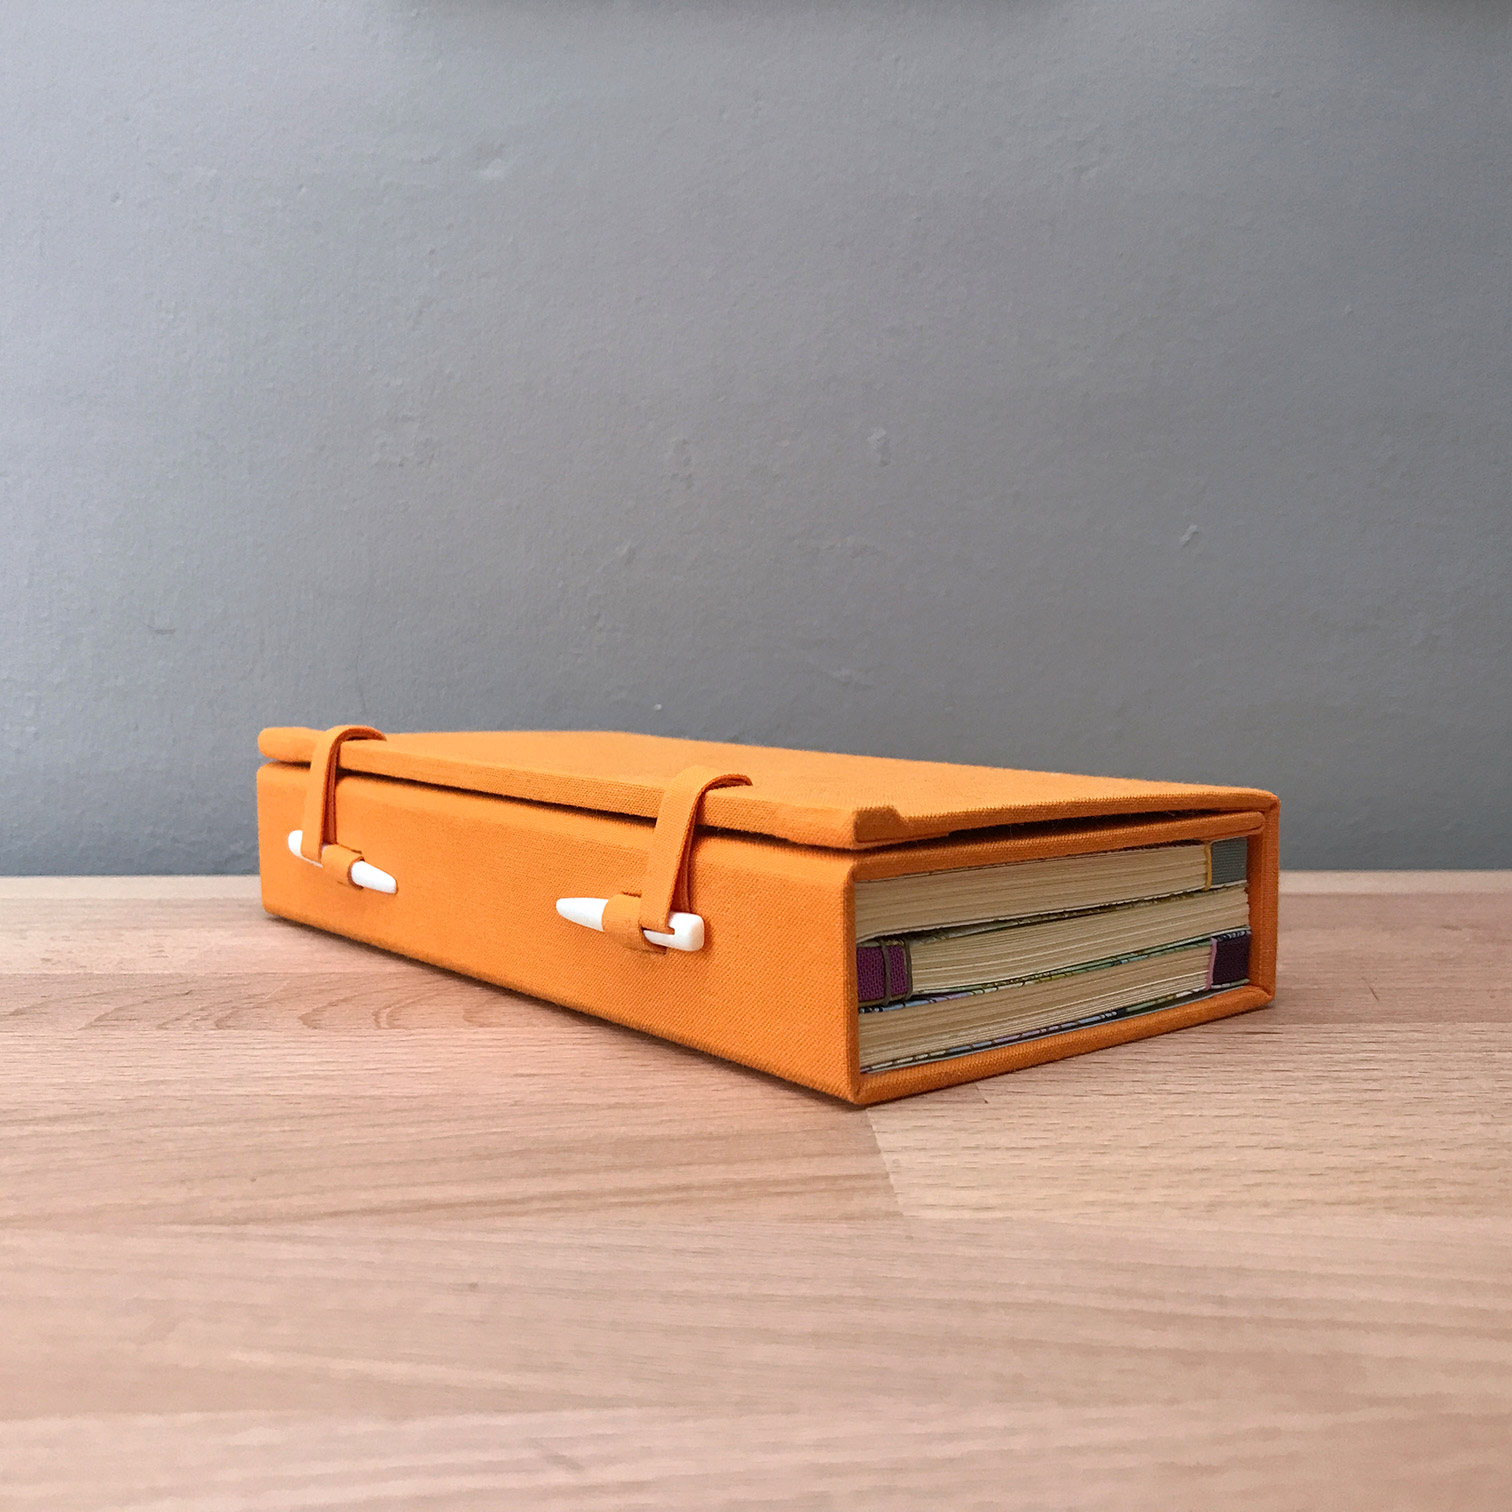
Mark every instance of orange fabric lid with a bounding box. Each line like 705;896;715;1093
257;727;1276;852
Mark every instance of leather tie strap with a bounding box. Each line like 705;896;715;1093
299;724;387;884
602;765;752;952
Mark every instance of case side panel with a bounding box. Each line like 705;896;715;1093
257;762;856;1099
1246;801;1281;996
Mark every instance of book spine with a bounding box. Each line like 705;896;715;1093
1208;929;1250;988
856;941;912;1008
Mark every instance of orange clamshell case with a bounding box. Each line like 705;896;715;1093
256;726;1279;1105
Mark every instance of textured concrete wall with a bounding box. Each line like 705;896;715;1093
3;1;1509;871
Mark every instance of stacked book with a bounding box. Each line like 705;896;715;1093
855;838;1251;1073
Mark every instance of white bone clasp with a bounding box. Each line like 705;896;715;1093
555;897;705;952
286;830;397;894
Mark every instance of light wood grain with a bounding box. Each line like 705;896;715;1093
7;1402;1511;1512
1280;870;1512;893
1;874;1509;1508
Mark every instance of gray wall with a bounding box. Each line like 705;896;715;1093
3;1;1509;872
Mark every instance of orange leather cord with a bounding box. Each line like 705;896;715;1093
317;843;364;885
602;765;751;951
299;724;387;883
601;891;658;954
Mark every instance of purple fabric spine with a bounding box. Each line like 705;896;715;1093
1208;931;1251;987
856;942;912;1007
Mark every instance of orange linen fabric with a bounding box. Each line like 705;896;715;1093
256;725;1279;1103
259;727;1276;851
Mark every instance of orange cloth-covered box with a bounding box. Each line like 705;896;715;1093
256;725;1278;1104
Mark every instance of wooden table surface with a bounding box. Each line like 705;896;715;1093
1;873;1509;1510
